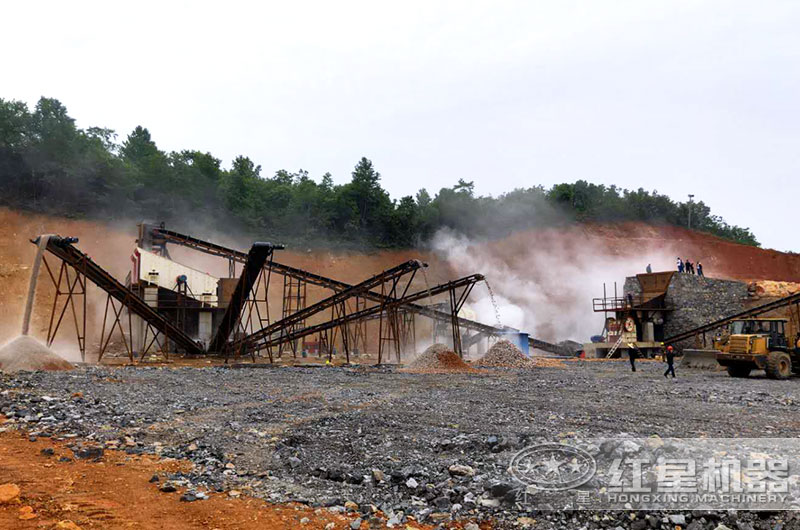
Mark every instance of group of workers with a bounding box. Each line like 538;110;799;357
677;257;704;276
627;344;677;378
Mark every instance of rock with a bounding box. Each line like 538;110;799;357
18;505;37;520
478;497;500;508
159;482;177;493
325;523;335;530
40;448;54;456
149;474;159;483
350;517;362;529
448;464;475;477
180;492;197;502
465;523;480;530
488;482;513;498
344;501;359;512
300;517;310;525
72;446;103;461
228;490;241;498
405;478;418;489
669;514;687;525
432;496;451;511
516;518;536;528
631;520;648;530
371;469;386;482
0;483;21;504
288;456;302;468
714;526;733;530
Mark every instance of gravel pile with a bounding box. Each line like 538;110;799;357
405;343;476;373
0;335;73;373
477;340;532;368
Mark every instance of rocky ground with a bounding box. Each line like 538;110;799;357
3;360;800;529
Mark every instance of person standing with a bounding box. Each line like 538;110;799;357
664;345;676;378
628;348;637;372
646;263;652;273
677;257;684;273
697;262;704;277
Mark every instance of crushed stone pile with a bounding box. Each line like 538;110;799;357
405;343;477;373
531;357;567;368
749;280;800;298
0;336;74;373
477;340;533;368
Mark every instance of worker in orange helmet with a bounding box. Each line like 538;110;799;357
664;345;676;378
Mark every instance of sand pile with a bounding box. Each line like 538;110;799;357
477;340;533;368
405;344;477;373
749;280;800;298
0;335;74;373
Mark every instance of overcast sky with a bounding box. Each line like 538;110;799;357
4;1;799;250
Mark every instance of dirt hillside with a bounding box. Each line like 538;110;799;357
1;208;799;347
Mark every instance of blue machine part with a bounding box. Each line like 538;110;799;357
497;331;530;356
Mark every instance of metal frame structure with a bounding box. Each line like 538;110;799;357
236;274;485;362
142;224;507;340
232;259;426;363
42;255;87;362
32;226;511;365
36;235;204;358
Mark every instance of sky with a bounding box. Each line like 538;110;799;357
3;1;799;251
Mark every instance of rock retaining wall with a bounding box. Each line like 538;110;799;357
625;273;748;347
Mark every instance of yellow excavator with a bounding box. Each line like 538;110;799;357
714;317;800;379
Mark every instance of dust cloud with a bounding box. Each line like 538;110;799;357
431;228;679;343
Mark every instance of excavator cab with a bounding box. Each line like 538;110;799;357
716;318;798;379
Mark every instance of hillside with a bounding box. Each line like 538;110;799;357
1;208;798;349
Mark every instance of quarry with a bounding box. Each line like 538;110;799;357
3;208;800;529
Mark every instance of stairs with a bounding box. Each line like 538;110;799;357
606;334;625;358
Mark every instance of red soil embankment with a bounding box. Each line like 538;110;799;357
578;223;800;282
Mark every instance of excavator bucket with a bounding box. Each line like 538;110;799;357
680;349;722;369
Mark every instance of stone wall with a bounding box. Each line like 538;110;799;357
623;273;748;348
623;277;642;299
663;274;748;343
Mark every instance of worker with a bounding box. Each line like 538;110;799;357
697;262;704;277
664;345;676;378
677;257;684;273
628;348;637;372
646;263;652;273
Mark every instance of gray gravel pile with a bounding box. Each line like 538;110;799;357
0;335;74;373
477;340;532;368
2;362;800;528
